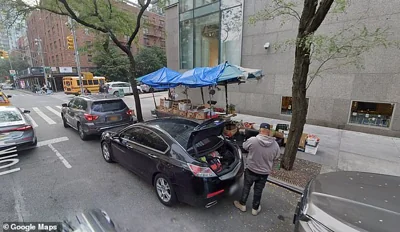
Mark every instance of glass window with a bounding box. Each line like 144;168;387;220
221;0;242;9
180;0;193;12
83;80;88;85
76;80;80;86
88;80;93;85
68;98;77;108
194;0;218;8
180;19;194;69
194;12;220;67
193;1;219;17
75;98;88;110
220;6;242;65
0;110;23;123
91;100;127;112
123;83;131;87
349;101;394;128
93;80;99;85
281;97;309;115
120;128;136;140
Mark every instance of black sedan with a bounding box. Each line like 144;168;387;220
0;106;37;151
100;118;244;207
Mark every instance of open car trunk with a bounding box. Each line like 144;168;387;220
187;118;240;177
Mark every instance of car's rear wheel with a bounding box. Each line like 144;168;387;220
154;174;177;206
78;123;88;140
101;142;114;163
62;114;69;128
113;91;119;96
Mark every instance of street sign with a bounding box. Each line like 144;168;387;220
9;70;16;75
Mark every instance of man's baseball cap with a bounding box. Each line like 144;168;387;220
259;123;271;130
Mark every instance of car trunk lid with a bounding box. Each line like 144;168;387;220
186;118;226;152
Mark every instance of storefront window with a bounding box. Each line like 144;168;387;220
180;0;194;12
349;101;394;128
194;0;219;8
220;6;242;65
180;19;194;69
194;12;220;67
281;97;309;115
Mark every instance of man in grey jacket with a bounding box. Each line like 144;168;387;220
234;123;280;216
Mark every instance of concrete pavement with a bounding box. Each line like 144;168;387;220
234;114;400;176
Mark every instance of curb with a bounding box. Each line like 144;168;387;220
267;176;304;195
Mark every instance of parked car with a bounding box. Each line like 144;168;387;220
140;84;168;93
61;95;137;140
2;84;14;90
0;92;12;106
293;171;399;232
100;117;244;207
0;106;37;151
106;81;142;96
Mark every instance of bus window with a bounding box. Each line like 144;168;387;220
93;80;99;85
77;80;80;86
88;80;93;85
65;81;71;87
83;80;88;85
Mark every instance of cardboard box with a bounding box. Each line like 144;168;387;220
299;133;308;149
196;112;207;120
172;109;180;115
179;111;187;117
160;98;165;107
187;111;196;119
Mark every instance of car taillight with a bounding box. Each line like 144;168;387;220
127;109;135;116
15;125;32;131
84;113;99;121
187;163;217;178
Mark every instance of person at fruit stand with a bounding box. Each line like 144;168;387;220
233;123;280;216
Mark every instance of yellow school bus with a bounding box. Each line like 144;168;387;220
63;72;106;95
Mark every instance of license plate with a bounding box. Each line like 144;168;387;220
108;116;119;121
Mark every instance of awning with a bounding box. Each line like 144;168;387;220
234;65;263;79
136;67;181;88
217;63;244;83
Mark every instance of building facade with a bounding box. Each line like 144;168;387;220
165;0;400;137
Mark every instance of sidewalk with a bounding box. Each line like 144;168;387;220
235;114;400;177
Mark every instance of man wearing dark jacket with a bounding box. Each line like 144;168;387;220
234;123;280;216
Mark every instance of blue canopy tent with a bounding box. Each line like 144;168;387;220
169;62;226;87
137;67;181;88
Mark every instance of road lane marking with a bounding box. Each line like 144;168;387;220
0;154;18;160
45;106;61;118
37;137;69;147
48;144;72;168
56;106;62;109
25;113;38;128
0;168;20;176
32;107;56;124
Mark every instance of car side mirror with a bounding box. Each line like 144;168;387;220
7;95;12;98
23;110;30;114
62;103;68;107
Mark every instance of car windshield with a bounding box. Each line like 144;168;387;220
91;100;127;112
0;110;23;123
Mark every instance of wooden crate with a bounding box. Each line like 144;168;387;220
179;111;187;117
187;111;196;119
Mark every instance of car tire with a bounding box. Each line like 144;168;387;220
77;123;88;140
62;114;69;128
113;91;119;96
154;174;177;207
101;142;114;163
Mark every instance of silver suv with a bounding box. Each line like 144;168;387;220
61;95;137;140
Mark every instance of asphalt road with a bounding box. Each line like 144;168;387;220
0;90;299;232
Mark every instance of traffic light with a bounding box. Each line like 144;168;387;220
67;35;74;50
3;51;8;59
0;50;4;59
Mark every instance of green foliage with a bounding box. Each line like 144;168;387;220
135;47;167;77
0;57;30;78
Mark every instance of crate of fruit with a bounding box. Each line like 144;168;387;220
196;111;207;120
179;111;187;117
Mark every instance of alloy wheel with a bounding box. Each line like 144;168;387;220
156;177;171;202
102;143;110;161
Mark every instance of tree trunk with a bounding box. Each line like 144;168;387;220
282;26;312;170
127;52;144;122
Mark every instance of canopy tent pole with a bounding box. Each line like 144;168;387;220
152;91;157;109
225;81;229;114
200;87;205;104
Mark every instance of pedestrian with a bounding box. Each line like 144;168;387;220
99;83;104;93
84;88;91;95
233;123;280;216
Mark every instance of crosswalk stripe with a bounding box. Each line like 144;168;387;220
25;113;38;128
55;106;62;109
45;106;61;118
32;107;56;125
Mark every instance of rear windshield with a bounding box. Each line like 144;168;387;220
0;110;23;123
91;100;127;112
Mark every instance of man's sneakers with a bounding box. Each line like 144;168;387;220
252;205;261;216
233;201;246;212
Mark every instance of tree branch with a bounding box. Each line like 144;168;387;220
127;0;151;47
305;0;334;34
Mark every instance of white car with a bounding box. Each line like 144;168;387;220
106;81;142;96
